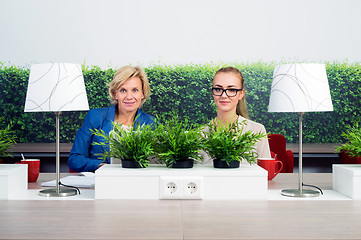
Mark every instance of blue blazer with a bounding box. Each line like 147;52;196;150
68;105;156;172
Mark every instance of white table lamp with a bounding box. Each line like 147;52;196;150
268;63;333;197
25;63;89;197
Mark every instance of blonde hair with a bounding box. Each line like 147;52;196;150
214;67;250;119
108;65;150;106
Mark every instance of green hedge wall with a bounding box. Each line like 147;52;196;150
0;62;360;144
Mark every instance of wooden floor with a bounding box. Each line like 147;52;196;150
1;173;361;240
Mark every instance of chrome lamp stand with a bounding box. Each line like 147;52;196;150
281;112;320;198
39;112;78;197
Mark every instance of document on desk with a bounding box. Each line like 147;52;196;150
41;172;95;188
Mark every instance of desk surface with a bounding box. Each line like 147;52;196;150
29;172;334;190
10;142;342;154
9;143;73;153
1;173;360;240
287;143;341;154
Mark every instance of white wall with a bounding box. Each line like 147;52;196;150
0;0;360;68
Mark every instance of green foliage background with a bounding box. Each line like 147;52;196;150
1;61;360;144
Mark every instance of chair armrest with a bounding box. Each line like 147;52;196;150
285;150;294;173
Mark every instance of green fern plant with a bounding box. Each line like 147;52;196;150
203;119;266;165
91;122;155;168
0;117;17;158
336;120;361;157
154;114;203;168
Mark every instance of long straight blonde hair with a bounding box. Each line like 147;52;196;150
214;67;250;119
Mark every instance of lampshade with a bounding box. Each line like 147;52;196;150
268;63;333;113
24;63;89;112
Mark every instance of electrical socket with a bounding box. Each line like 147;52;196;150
167;182;177;194
159;177;183;199
183;177;203;199
159;176;203;199
186;182;198;194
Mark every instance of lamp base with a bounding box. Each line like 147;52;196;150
281;188;320;198
39;188;78;197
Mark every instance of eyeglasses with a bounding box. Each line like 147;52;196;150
212;87;243;97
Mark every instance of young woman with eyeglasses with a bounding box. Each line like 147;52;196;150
210;66;271;159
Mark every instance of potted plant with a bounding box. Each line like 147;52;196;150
336;120;361;164
0;117;17;162
202;119;265;168
92;122;155;168
154;114;203;168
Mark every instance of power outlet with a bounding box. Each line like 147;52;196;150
183;177;203;199
166;182;178;194
159;177;183;199
159;176;203;199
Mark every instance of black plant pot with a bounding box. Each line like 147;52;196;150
171;160;194;168
213;159;240;168
122;160;144;168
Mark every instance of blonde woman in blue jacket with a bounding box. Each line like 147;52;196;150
68;66;156;172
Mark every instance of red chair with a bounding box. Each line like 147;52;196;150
268;134;294;173
340;149;361;164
